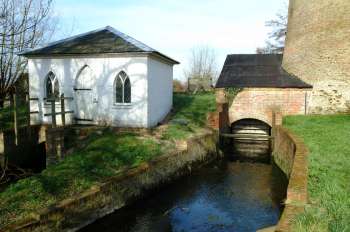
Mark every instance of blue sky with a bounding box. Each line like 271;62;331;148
54;0;287;80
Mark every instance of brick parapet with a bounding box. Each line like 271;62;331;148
273;126;309;232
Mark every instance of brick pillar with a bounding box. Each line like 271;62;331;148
274;111;283;126
217;103;231;154
206;112;219;129
271;111;283;152
215;88;230;133
218;103;230;134
216;89;226;103
215;88;232;153
45;127;65;166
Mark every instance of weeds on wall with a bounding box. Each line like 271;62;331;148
224;88;241;106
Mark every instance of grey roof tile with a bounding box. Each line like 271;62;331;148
215;54;312;89
19;26;179;64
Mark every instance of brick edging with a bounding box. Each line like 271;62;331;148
275;126;309;232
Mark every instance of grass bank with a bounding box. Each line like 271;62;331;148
161;92;216;140
283;115;350;232
0;92;216;227
0;132;164;226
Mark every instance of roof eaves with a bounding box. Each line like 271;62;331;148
18;51;180;65
150;51;180;65
215;83;312;89
281;68;313;88
23;51;150;57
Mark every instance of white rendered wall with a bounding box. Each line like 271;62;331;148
147;57;173;127
28;55;149;127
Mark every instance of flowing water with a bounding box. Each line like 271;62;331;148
81;159;287;232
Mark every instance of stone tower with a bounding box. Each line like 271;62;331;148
283;0;350;114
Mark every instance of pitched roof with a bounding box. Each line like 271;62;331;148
215;54;312;89
19;26;179;64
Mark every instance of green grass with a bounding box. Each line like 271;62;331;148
0;131;163;226
283;115;350;232
161;92;216;140
0;92;216;226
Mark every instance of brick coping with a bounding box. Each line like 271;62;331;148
275;126;309;232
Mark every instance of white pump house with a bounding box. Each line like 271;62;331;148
20;26;179;128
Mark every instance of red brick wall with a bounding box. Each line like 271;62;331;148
206;112;219;130
229;88;307;126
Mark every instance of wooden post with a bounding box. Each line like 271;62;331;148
45;127;64;166
51;98;56;128
60;93;65;127
26;92;31;138
11;92;18;145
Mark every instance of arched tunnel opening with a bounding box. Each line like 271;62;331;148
229;119;272;162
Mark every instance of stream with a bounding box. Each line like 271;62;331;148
80;159;288;232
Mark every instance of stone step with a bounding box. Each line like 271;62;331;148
256;225;276;232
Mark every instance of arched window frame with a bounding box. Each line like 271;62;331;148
114;71;131;104
45;71;60;102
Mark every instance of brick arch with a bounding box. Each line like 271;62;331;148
228;89;274;127
230;116;272;127
228;88;308;128
231;118;271;128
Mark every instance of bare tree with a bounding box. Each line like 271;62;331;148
257;2;288;54
0;0;55;108
184;46;218;92
185;46;218;80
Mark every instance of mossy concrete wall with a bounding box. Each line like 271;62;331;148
283;0;350;114
273;126;308;232
2;130;219;232
272;127;296;178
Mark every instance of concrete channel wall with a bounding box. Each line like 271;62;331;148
273;126;309;232
2;130;219;232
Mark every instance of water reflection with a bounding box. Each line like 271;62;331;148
80;160;287;232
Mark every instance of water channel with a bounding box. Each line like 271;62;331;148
80;158;288;232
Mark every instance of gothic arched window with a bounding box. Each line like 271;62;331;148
115;71;131;104
45;71;59;100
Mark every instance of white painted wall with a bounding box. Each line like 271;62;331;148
147;57;173;127
28;55;150;127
